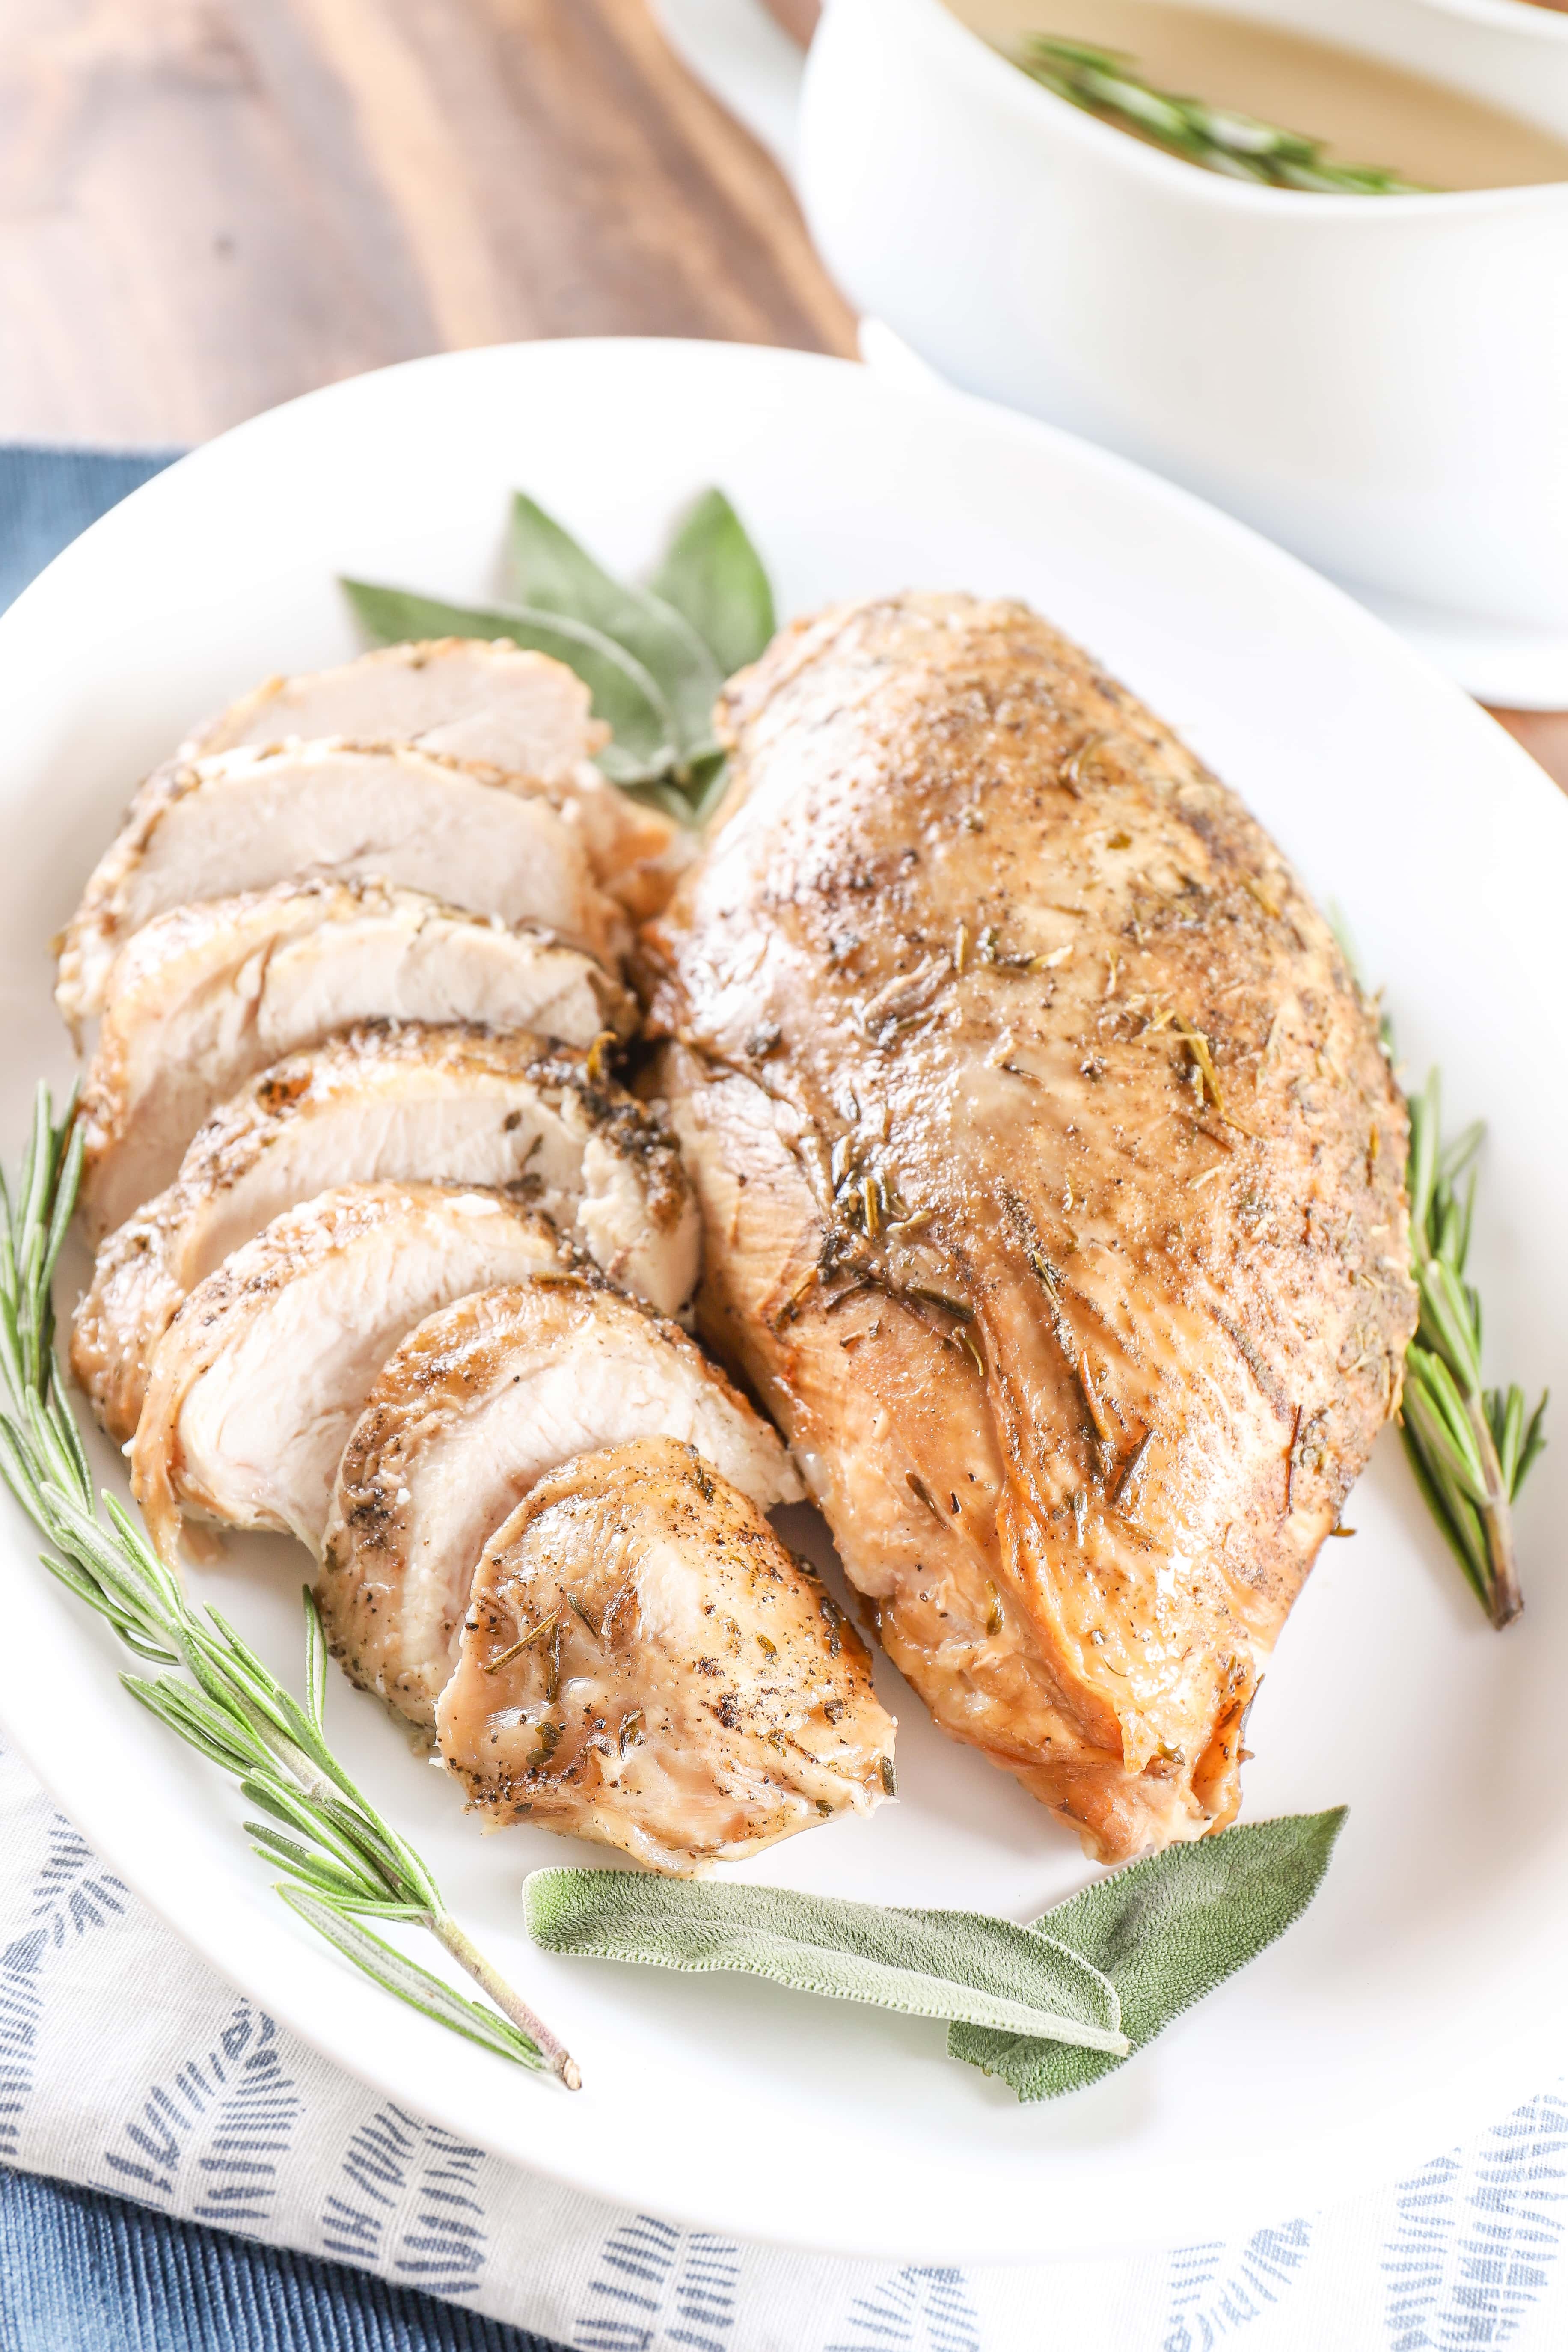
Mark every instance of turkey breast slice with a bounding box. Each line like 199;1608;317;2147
130;1182;567;1566
436;1436;894;1875
186;638;611;775
183;640;683;918
74;1025;701;1445
55;740;627;1026
317;1281;801;1731
75;879;634;1236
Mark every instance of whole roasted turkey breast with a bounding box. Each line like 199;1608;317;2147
641;592;1418;1864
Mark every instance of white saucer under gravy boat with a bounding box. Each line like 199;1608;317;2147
661;0;1568;703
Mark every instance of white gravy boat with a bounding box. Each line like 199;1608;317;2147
786;0;1568;698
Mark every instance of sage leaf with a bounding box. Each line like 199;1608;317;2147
524;1870;1128;2054
686;751;736;830
647;489;776;680
949;1808;1346;2102
339;579;675;787
509;496;722;770
279;1887;545;2070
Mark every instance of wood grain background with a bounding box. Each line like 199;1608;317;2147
0;0;854;446
0;0;1560;781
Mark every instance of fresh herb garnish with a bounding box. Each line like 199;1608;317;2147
510;494;723;773
1331;907;1546;1630
949;1807;1345;2100
647;487;777;684
339;580;678;796
0;1086;579;2089
1013;36;1426;194
1399;1069;1547;1629
526;1809;1345;2101
525;1870;1128;2054
343;487;775;825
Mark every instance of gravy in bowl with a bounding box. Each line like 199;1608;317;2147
953;0;1568;188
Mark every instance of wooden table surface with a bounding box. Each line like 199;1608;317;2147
0;0;855;445
0;0;1561;784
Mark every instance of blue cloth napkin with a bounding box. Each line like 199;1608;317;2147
0;445;180;615
0;441;563;2352
0;2168;558;2352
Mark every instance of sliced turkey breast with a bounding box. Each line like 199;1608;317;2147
186;638;611;775
183;641;683;919
435;1436;895;1874
75;879;633;1236
317;1282;800;1731
74;1025;700;1445
56;741;627;1027
130;1182;567;1566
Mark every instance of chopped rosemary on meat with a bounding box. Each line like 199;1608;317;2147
0;1085;579;2090
1059;731;1108;794
486;1608;561;1674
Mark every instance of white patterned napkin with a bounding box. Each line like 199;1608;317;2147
2;1741;1563;2351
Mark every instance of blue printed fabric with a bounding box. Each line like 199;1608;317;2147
0;445;178;615
3;448;1568;2350
0;2167;560;2352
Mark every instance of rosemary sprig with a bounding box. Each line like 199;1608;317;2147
1014;36;1427;194
1400;1070;1547;1629
0;1085;579;2089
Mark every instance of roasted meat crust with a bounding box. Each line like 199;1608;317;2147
641;592;1417;1862
435;1435;891;1874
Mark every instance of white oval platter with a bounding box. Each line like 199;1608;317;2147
0;339;1563;2264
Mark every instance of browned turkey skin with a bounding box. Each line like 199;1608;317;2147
641;593;1417;1863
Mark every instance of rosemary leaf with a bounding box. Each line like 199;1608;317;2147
278;1889;547;2070
199;1607;326;1749
121;1673;270;1779
1400;1069;1545;1627
42;1559;177;1666
1509;1390;1550;1492
239;1770;401;1888
1013;37;1426;195
294;1895;437;1923
1330;923;1542;1630
302;1581;328;1741
244;1822;393;1907
1399;1397;1490;1611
